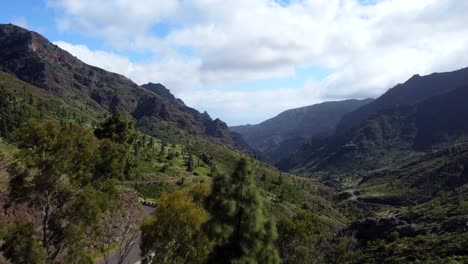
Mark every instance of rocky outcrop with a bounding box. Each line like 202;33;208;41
141;83;180;104
341;216;426;241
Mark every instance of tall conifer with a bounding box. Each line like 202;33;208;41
204;158;279;264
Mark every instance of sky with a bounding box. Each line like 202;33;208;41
2;0;468;125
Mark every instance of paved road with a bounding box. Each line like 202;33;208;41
96;206;155;264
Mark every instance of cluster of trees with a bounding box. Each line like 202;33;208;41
1;111;137;263
141;158;280;264
0;86;91;139
0;111;351;264
0;86;32;137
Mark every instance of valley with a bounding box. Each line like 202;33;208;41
0;23;466;264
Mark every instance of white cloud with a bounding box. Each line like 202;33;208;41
54;41;203;94
48;0;178;41
48;0;468;125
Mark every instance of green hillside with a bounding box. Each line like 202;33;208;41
231;99;372;163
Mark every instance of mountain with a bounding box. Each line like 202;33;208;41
279;68;468;184
335;67;468;135
141;82;185;105
0;24;242;148
230;99;373;163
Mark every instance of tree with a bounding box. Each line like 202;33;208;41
1;117;8;138
260;172;267;188
187;152;194;172
94;110;135;145
204;158;280;264
94;111;137;179
276;212;320;263
140;188;211;264
9;120;119;262
0;222;46;264
278;172;283;185
94;139;127;180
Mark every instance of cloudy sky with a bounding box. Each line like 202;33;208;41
2;0;468;125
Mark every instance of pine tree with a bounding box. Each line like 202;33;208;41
187;152;194;172
204;158;279;264
278;171;283;185
159;141;166;161
94;110;135;145
1;117;8;138
94;111;137;179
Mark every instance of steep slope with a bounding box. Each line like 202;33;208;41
231;99;373;163
336;144;468;263
0;23;239;148
279;106;417;183
336;67;468;135
280;83;468;184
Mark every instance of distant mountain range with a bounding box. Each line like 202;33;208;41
277;67;468;183
230;99;373;163
229;59;468;184
2;23;468;185
335;68;468;135
0;24;249;150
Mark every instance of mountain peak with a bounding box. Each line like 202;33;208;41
141;82;181;104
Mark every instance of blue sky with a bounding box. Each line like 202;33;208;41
2;0;468;125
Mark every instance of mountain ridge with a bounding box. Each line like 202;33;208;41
335;67;468;135
279;68;468;183
0;23;245;149
230;99;373;162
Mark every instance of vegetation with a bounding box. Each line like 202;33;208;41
3;115;137;263
231;99;372;163
0;107;342;263
1;23;467;264
140;187;211;264
204;159;279;264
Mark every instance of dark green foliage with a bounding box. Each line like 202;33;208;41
8;120;121;262
0;71;99;140
386;231;400;242
352;232;468;263
0;222;46;264
275;211;344;264
94;139;127;180
187;152;194;172
332;143;468;263
94;111;138;179
94;110;135;145
204;158;280;264
323;236;360;264
277;172;283;185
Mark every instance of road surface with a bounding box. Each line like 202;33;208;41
96;205;155;264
